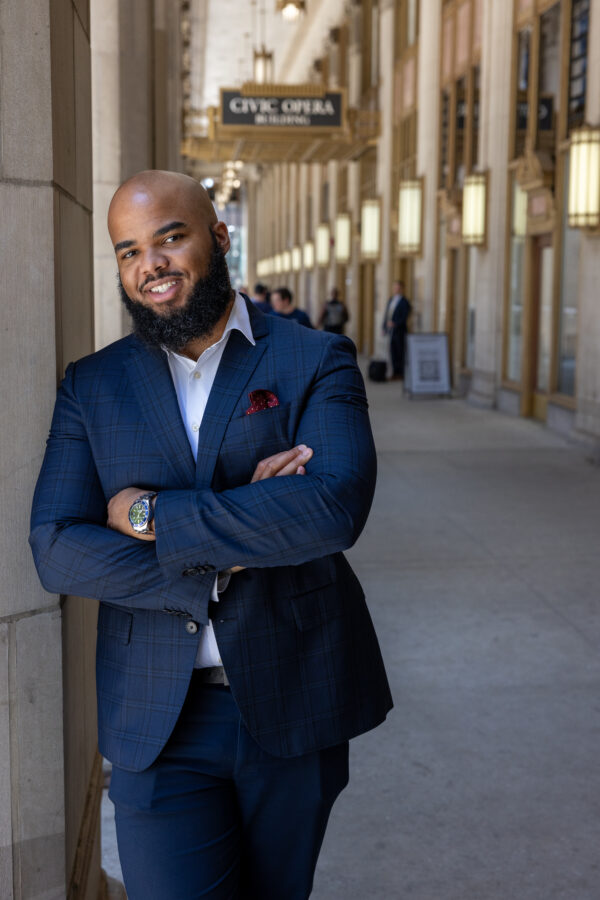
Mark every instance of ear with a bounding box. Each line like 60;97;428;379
211;221;231;255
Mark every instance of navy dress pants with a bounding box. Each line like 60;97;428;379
109;675;349;900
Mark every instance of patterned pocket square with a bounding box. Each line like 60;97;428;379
245;389;280;415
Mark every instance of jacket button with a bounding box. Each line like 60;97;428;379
185;620;199;635
182;567;199;577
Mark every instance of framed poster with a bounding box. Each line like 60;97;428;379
405;333;451;396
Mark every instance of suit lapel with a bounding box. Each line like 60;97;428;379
128;339;196;487
195;312;268;488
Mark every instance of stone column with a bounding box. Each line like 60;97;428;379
375;0;396;360
415;0;442;332
468;0;514;407
574;0;600;437
0;1;98;898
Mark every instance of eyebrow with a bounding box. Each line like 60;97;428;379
114;221;188;254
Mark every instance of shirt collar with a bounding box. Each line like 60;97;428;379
163;291;255;368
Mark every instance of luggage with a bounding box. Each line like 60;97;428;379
368;359;387;382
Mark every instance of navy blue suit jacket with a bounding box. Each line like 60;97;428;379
30;300;392;771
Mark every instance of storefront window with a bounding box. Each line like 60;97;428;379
537;3;560;153
568;0;589;131
471;66;480;169
407;0;417;47
515;29;531;158
465;247;477;370
437;216;447;331
506;180;527;383
455;77;466;187
557;154;580;395
440;91;450;187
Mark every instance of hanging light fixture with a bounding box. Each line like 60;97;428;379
335;214;351;264
462;172;488;246
568;126;600;230
360;199;381;260
303;240;315;268
276;1;306;21
397;179;423;255
253;46;274;84
282;249;292;272
316;224;331;266
292;246;302;271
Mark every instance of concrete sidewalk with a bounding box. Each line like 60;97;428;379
312;379;600;899
102;380;600;898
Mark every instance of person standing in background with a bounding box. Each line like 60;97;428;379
251;282;273;314
382;280;412;380
319;287;349;335
271;286;313;328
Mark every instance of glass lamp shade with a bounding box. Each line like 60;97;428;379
303;241;315;268
282;250;291;272
253;46;274;84
274;254;283;274
462;173;488;246
568;127;600;229
335;214;351;263
361;200;381;259
316;224;330;266
292;246;302;271
277;1;305;21
513;182;528;237
398;179;423;255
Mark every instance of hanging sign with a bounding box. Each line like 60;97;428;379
220;89;345;131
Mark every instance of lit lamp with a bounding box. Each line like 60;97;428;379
397;179;423;255
292;246;302;271
462;172;488;246
282;250;291;272
274;254;283;274
303;240;314;268
361;199;381;260
335;214;351;263
568;126;600;230
276;0;305;21
316;224;330;266
513;183;528;238
253;45;274;84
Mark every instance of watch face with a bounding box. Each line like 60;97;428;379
129;498;149;530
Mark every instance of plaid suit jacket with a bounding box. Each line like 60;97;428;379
30;299;392;771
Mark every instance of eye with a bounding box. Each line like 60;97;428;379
121;249;137;260
164;233;184;244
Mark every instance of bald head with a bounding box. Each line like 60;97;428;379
108;169;217;237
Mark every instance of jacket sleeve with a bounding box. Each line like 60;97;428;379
29;363;212;615
154;335;377;576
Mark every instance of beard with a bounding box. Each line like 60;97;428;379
118;232;234;352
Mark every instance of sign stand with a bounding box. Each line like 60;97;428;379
404;333;452;397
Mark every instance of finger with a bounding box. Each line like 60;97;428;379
274;449;313;478
251;445;312;482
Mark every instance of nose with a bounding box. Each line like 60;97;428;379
140;245;170;279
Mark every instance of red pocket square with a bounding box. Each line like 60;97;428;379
245;389;280;415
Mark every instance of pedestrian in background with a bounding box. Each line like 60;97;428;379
382;279;412;380
251;282;274;314
271;286;313;328
319;287;349;335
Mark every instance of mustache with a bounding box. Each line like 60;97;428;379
139;271;184;291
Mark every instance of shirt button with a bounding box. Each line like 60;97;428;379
193;372;201;380
185;620;199;635
192;423;199;432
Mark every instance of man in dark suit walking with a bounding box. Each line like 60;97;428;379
30;170;392;900
383;279;412;379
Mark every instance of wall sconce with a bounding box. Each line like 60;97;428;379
274;254;283;274
568;126;600;230
360;199;381;260
276;0;305;21
292;246;302;271
253;46;274;84
316;224;331;266
462;172;488;246
513;182;528;238
335;213;351;263
397;178;423;256
282;250;291;272
303;240;314;268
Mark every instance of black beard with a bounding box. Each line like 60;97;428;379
119;233;234;352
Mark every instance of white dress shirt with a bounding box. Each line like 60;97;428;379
163;292;255;667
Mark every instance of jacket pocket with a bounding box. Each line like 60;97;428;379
97;604;133;645
289;556;342;631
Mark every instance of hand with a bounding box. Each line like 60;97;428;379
227;445;314;573
107;487;156;542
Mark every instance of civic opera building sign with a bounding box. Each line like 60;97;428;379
219;88;346;133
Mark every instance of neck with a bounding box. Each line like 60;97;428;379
178;296;235;361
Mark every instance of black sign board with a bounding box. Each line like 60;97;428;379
220;90;345;129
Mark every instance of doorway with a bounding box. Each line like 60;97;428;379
523;233;554;420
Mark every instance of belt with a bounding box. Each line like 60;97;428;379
194;665;229;686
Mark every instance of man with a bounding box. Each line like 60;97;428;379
318;286;349;335
251;281;273;314
30;171;392;900
271;285;313;328
382;279;412;380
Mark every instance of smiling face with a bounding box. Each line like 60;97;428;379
108;171;231;316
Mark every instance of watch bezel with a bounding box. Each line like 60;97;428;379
128;493;156;533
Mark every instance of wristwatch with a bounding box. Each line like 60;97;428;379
128;492;157;534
